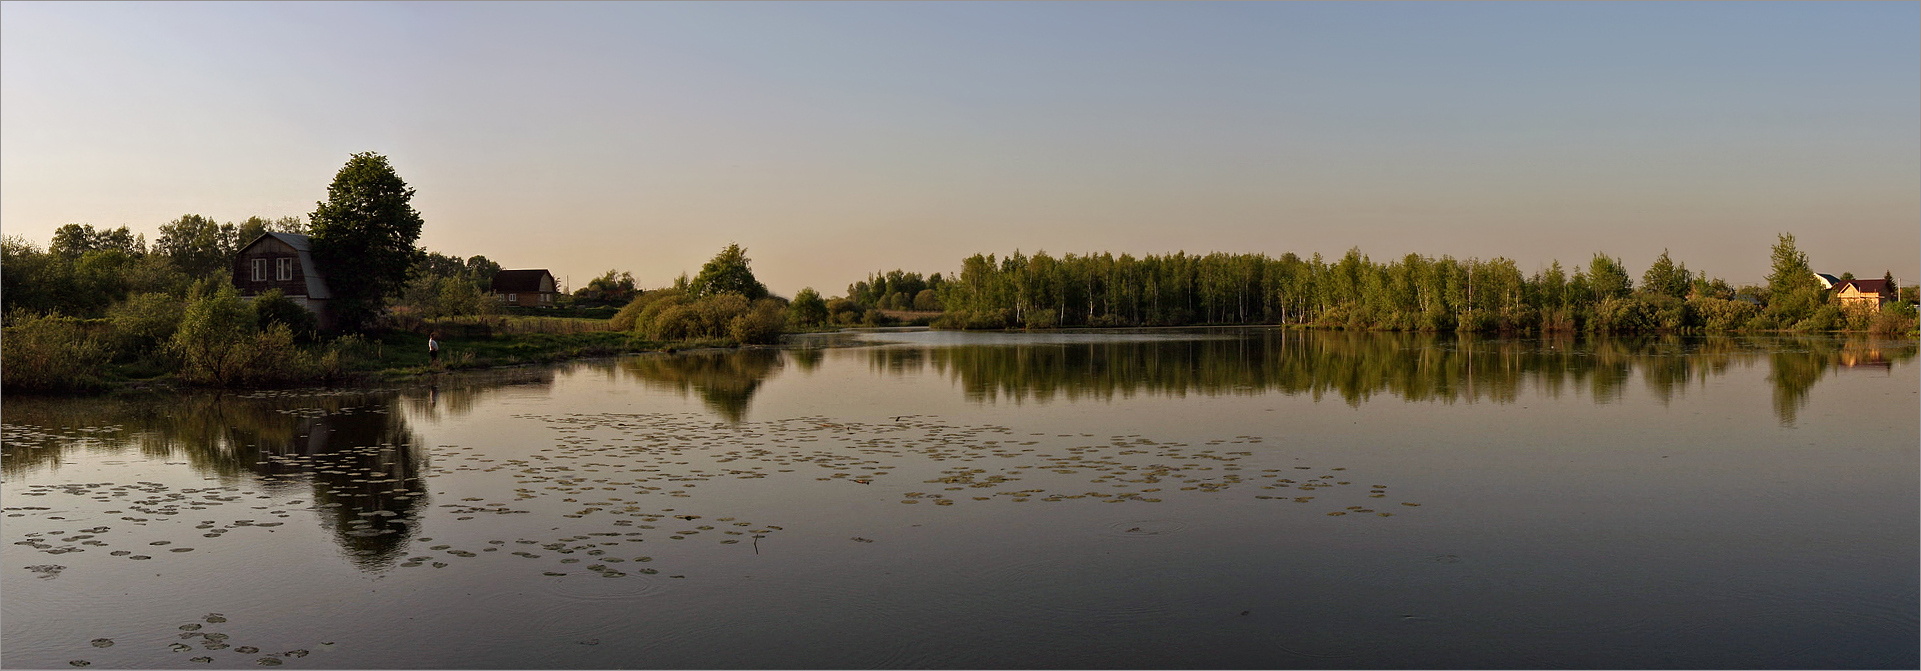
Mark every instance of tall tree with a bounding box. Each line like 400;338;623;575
1763;233;1823;324
1587;253;1632;300
1639;249;1691;299
154;214;236;278
687;244;769;300
308;152;426;331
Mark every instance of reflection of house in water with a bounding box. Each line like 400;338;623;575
1835;341;1893;371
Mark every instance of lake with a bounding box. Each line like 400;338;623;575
4;329;1916;669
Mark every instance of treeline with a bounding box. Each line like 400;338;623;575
918;235;1915;334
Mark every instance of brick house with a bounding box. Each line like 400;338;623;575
491;269;558;307
232;232;333;329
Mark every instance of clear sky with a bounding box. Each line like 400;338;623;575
4;1;1916;295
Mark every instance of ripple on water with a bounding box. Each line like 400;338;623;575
1100;519;1189;538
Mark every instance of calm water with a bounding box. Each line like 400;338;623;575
4;329;1916;669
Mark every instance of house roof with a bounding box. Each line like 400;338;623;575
239;232;331;299
491;269;555;293
1835;278;1891;295
1814;273;1840;289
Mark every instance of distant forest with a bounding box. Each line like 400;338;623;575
843;234;1914;334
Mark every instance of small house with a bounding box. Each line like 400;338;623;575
491;269;558;307
232;232;333;329
1832;278;1892;310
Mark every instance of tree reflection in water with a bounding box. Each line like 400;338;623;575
859;330;1915;425
2;390;426;568
616;349;784;422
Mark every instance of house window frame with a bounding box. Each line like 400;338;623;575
252;258;268;282
276;257;294;281
508;293;518;304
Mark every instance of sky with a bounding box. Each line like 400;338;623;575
4;1;1917;295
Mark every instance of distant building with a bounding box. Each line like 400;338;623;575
232;232;333;329
1814;273;1841;289
491;269;558;307
1832;278;1892;310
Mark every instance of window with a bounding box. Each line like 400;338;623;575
276;257;294;281
508;293;518;303
541;293;552;304
252;258;267;282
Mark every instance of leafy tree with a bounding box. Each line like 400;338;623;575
308;152;426;331
170;282;259;386
154;214;236;278
51;224;144;258
687;244;768;300
1639;250;1691;299
788;287;828;326
1764;233;1824;325
1587;253;1632;300
573;270;640;307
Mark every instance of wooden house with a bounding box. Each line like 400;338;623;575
1832;278;1892;310
232;232;333;329
491;269;558;307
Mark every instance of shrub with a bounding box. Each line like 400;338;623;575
1868;303;1917;336
913;289;940;311
1025;309;1058;330
1790;304;1843;332
1688;297;1759;331
1588;297;1653;333
787;288;828;327
729;299;787;344
252;289;319;340
0;310;112;391
108;292;185;355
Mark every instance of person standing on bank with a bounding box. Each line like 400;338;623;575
428;332;441;364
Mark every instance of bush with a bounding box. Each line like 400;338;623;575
913;289;941;311
729;299;787;344
108;292;185;355
252;289;319;340
1789;304;1844;332
1588;297;1653;333
1;310;112;391
787;288;828;327
1025;309;1058;330
1688;297;1759;331
1868;303;1917;335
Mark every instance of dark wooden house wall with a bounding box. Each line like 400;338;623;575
233;237;310;297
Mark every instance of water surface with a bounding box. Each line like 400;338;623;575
5;330;1915;669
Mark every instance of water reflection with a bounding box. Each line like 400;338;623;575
2;390;426;568
614;350;784;422
860;330;1915;424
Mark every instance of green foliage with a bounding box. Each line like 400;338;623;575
253;289;320;339
170;283;259;386
108;292;186;354
1789;304;1844;332
1688;296;1759;331
687;244;768;300
1764;233;1823;325
1;310;112;391
396;274;497;320
1587;254;1633;301
154;214;238;278
51;224;145;258
1639;250;1691;299
787;288;828;327
728;299;788;345
573;270;640;307
913;289;941;311
309;152;426;331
